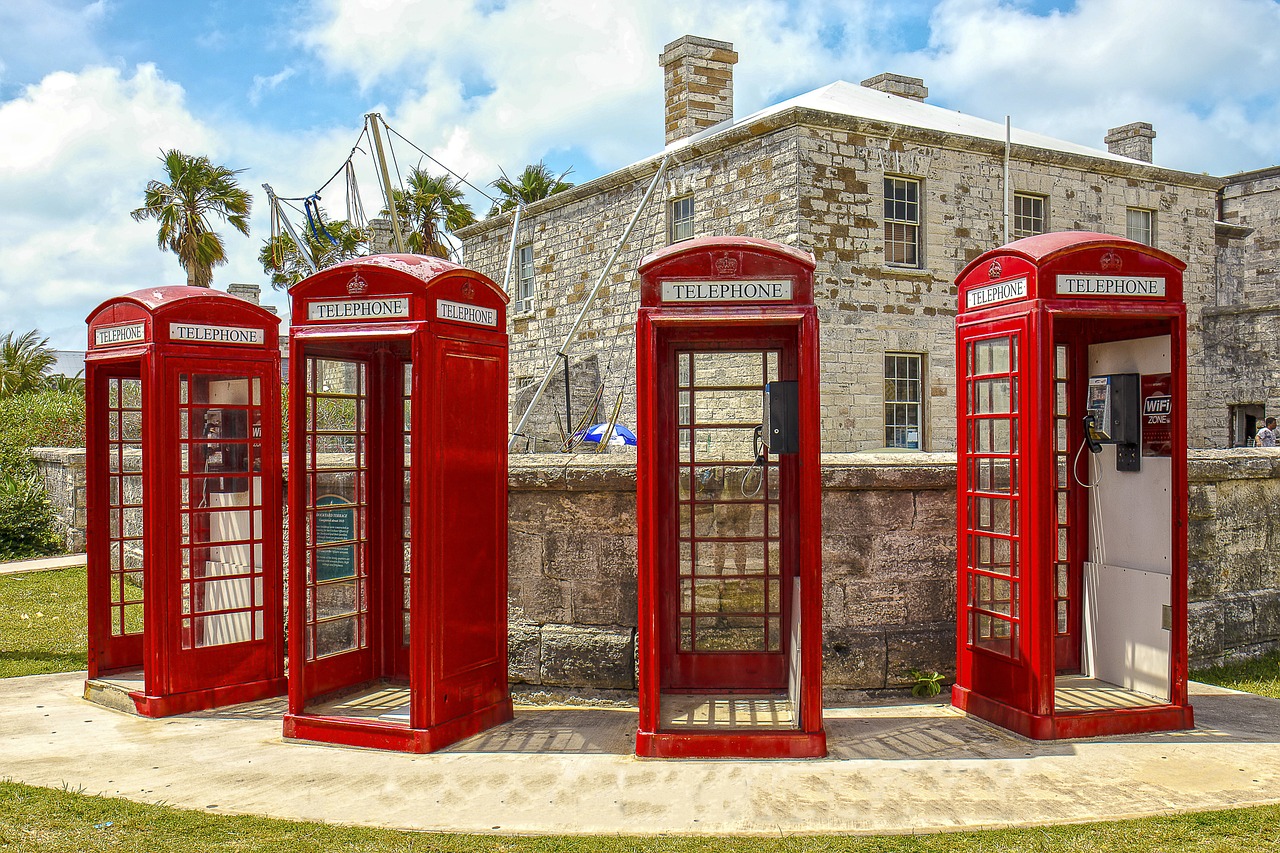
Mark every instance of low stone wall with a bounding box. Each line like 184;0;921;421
1187;448;1280;666
31;447;86;553
28;447;1280;687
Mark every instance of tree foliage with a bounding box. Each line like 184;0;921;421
130;149;252;288
259;214;369;290
383;168;476;258
0;331;57;398
488;161;574;216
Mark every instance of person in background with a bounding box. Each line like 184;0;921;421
1257;417;1278;447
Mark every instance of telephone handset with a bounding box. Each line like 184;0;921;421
1082;414;1104;454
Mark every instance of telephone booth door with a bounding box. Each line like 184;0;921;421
284;254;512;754
85;287;285;717
636;237;826;759
953;232;1194;739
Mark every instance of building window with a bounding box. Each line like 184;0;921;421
1013;193;1046;239
884;353;924;449
884;177;921;267
669;196;694;243
1126;208;1154;245
516;245;534;313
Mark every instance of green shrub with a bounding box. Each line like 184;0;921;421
0;471;63;560
0;389;85;480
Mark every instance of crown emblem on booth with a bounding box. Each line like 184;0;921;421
1100;251;1123;272
714;254;738;277
988;260;1003;279
461;281;475;299
346;274;369;295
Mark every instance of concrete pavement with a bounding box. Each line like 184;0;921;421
3;671;1280;836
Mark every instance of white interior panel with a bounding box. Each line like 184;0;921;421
1082;561;1170;701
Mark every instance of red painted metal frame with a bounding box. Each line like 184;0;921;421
952;232;1193;739
635;237;826;758
283;254;512;753
85;287;285;717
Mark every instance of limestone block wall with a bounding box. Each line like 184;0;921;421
794;122;1221;451
1187;449;1280;666
463;113;1220;454
1202;167;1280;447
458;127;804;449
30;447;1280;686
31;447;86;552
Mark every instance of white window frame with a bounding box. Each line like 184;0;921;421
1126;207;1155;246
884;177;921;268
669;196;694;243
516;244;534;314
884;353;924;449
1013;193;1047;239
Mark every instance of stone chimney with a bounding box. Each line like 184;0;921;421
861;73;928;102
1105;122;1156;163
227;282;261;305
660;35;738;145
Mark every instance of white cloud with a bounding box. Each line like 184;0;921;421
297;0;903;202
0;64;219;347
248;66;297;106
913;0;1280;173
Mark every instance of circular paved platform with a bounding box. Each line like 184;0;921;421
3;671;1280;835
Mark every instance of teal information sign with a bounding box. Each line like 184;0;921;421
315;494;356;581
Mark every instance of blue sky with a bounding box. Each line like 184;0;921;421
1;0;1278;349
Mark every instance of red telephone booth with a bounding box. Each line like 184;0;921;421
84;287;285;717
635;236;826;758
953;231;1193;739
283;254;512;753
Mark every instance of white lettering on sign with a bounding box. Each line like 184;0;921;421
170;323;264;346
661;279;793;303
966;277;1028;310
94;323;146;347
436;299;498;327
1056;275;1166;297
307;297;411;321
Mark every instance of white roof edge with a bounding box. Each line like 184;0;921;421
653;79;1152;168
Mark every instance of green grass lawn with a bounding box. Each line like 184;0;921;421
3;566;1280;850
1192;651;1280;700
0;566;86;678
0;780;1278;853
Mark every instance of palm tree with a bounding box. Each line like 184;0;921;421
259;215;369;290
0;330;57;398
488;161;574;216
130;149;253;288
384;168;476;259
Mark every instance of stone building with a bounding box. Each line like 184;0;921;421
1205;166;1280;446
457;34;1224;452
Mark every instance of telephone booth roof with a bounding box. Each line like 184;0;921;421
956;231;1187;314
289;254;508;332
639;236;816;308
86;286;281;355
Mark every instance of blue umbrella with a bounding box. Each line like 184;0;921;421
574;423;637;446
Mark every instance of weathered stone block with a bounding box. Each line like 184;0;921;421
822;628;887;688
540;624;635;689
886;627;956;686
508;620;541;684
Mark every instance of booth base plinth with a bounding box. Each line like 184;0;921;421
636;728;827;758
953;685;1195;739
85;672;286;718
283;698;514;753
